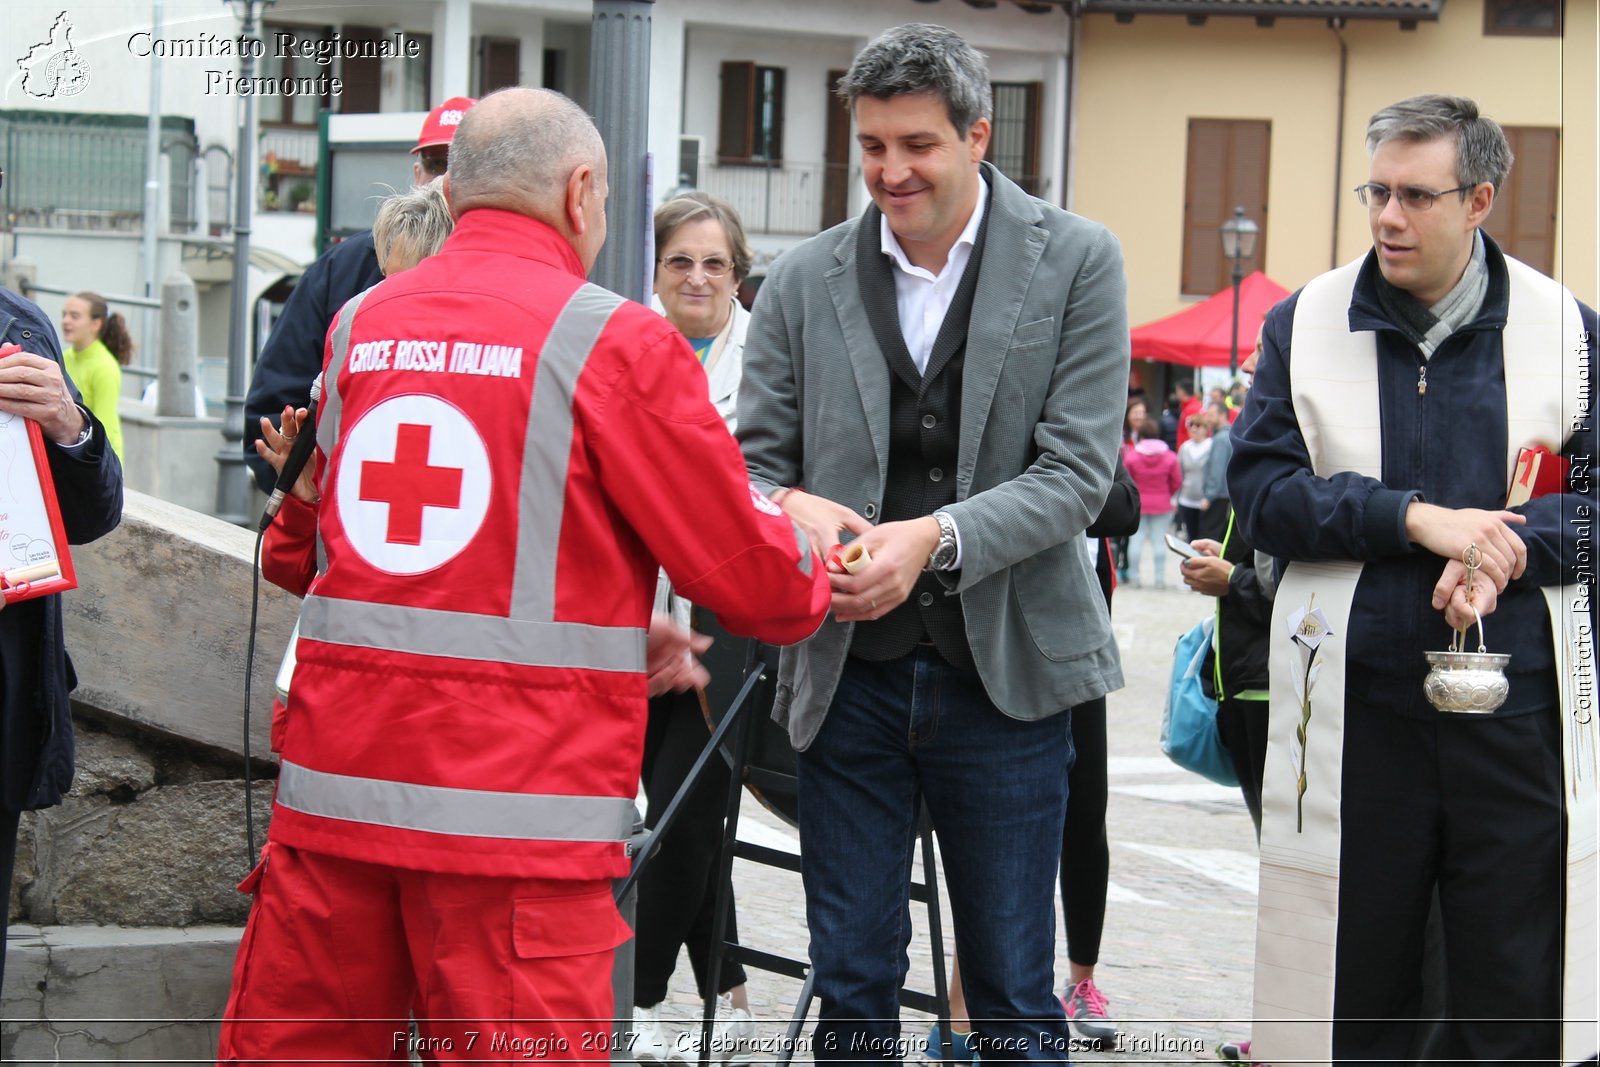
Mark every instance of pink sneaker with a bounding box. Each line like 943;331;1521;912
1061;977;1117;1047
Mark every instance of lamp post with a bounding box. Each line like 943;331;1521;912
1219;205;1259;378
215;0;274;526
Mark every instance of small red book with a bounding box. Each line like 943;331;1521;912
1505;446;1570;507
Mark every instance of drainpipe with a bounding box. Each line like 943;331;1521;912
1329;16;1348;270
1062;1;1081;211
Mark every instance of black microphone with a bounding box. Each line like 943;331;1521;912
258;375;323;531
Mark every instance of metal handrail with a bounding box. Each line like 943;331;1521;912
20;280;161;309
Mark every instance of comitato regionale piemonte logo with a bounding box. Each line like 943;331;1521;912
17;11;91;99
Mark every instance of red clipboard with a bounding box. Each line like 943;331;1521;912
0;379;77;604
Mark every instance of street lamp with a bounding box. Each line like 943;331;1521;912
1219;205;1259;377
215;0;275;526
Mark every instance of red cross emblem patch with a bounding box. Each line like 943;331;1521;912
334;394;491;574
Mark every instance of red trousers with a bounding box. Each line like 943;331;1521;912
217;841;631;1065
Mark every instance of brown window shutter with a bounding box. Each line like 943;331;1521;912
1485;126;1558;275
480;38;520;96
767;66;786;163
339;26;382;114
1022;81;1042;195
719;61;754;162
1182;118;1270;295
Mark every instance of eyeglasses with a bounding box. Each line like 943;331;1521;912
1354;182;1474;212
658;254;732;279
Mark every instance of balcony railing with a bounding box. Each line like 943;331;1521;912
693;158;853;237
1;117;201;234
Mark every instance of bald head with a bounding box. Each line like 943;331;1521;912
446;87;607;225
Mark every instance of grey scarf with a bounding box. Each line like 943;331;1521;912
1374;230;1489;359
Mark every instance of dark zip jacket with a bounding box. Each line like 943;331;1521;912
0;288;124;810
1229;235;1597;719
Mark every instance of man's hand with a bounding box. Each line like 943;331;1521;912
1434;557;1502;631
1190;538;1223;558
1180;555;1233;597
780;489;874;564
1405;502;1527;591
254;405;320;503
645;612;713;697
0;348;86;445
829;516;941;622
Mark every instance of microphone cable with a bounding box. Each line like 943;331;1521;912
243;381;321;870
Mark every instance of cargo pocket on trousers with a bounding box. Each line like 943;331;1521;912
511;888;633;960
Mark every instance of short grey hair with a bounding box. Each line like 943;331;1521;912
447;87;605;210
373;177;454;274
836;23;992;138
654;191;753;283
1366;94;1514;192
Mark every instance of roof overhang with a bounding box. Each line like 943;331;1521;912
1076;0;1442;19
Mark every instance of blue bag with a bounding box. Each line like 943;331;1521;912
1160;617;1239;787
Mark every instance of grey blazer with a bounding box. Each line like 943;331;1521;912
738;163;1130;751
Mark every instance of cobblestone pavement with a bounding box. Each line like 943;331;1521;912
642;576;1259;1066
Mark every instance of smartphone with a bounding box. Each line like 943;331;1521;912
1165;532;1201;560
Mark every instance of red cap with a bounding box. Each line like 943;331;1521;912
412;96;477;154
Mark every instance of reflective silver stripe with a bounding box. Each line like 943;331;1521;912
299;593;646;672
277;759;637;842
510;283;626;619
316;285;374;463
315;285;375;576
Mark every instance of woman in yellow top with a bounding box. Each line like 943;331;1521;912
59;292;130;459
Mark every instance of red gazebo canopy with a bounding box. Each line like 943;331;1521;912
1130;272;1292;368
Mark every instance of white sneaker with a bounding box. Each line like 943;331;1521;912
673;995;755;1066
713;993;756;1066
631;1003;673;1064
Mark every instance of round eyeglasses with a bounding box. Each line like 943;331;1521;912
1354;182;1474;213
658;254;732;279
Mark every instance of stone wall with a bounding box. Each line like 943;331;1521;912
12;719;274;928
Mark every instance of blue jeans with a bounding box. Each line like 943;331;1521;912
1125;511;1173;587
798;649;1075;1063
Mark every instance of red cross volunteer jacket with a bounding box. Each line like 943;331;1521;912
260;209;828;879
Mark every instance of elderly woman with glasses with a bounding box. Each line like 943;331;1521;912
649;191;753;429
631;190;758;1064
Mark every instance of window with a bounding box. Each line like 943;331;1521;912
1482;126;1559;275
479;37;520;96
258;23;334;126
719;61;785;164
399;35;432;112
987;82;1042;196
1181;118;1270;296
1484;0;1563;36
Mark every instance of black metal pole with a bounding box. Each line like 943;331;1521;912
1229;255;1243;378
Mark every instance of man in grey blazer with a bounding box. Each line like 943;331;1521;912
738;23;1130;1063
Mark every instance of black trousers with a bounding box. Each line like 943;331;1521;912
1060;697;1108;968
1198;498;1232;543
1216;696;1269;836
1332;700;1564;1066
633;689;747;1007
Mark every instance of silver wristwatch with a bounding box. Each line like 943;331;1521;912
926;511;958;572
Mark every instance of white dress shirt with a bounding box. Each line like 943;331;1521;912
879;177;989;376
